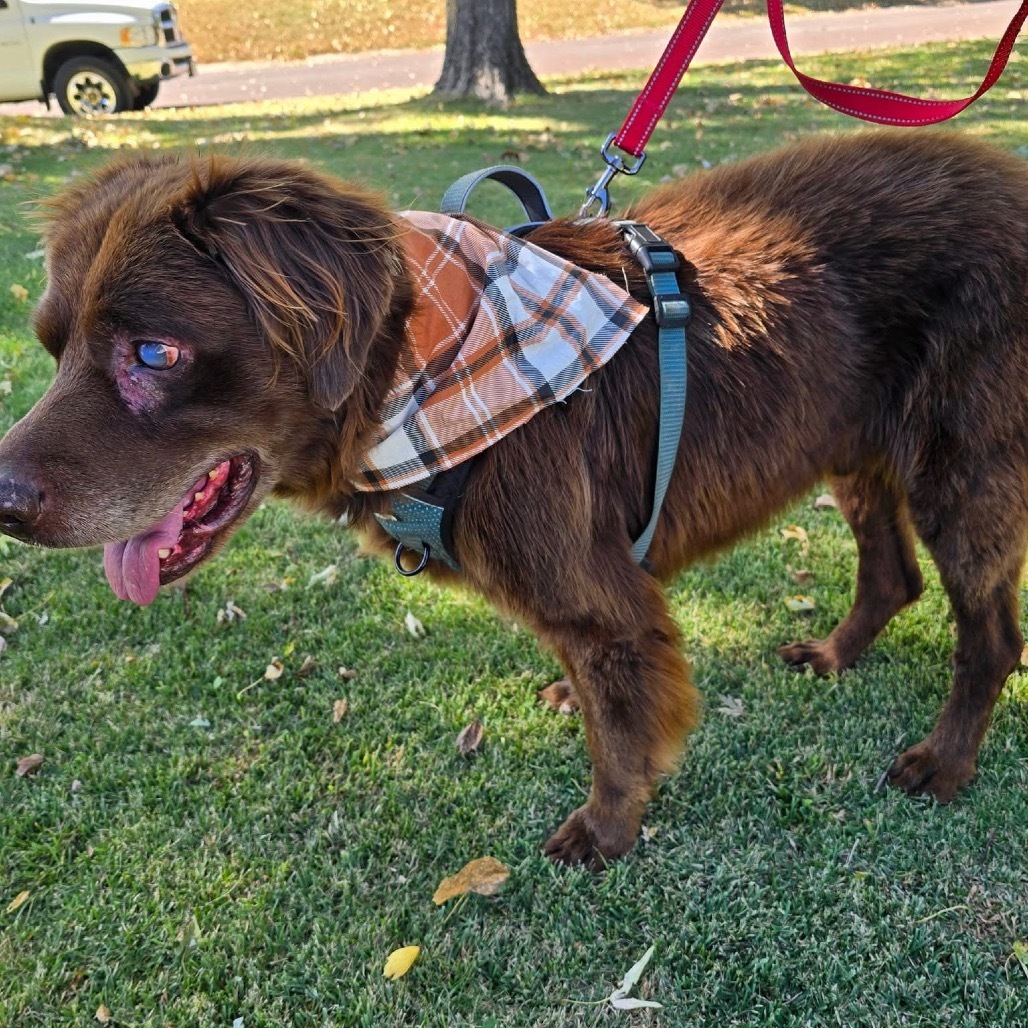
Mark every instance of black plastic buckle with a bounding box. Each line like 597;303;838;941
620;222;681;274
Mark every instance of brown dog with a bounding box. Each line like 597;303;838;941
0;132;1025;867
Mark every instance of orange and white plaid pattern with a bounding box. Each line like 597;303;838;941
354;211;647;491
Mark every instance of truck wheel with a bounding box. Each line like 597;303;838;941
53;57;132;116
132;82;160;110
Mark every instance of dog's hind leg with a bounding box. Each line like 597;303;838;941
779;467;923;674
887;475;1026;803
537;562;700;868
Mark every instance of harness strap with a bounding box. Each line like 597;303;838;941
440;165;554;229
617;222;690;565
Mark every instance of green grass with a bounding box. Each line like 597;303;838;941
1;40;1027;1027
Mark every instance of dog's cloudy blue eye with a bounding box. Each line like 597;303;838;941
135;341;180;370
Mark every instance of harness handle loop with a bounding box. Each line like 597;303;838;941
440;165;555;230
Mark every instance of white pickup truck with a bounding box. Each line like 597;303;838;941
0;0;195;114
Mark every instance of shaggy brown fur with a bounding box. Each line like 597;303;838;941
0;132;1025;867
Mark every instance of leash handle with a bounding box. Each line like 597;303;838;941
440;165;554;226
590;0;1028;213
767;0;1028;126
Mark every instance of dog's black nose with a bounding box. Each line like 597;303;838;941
0;472;43;539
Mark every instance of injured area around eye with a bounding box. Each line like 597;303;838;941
103;455;256;606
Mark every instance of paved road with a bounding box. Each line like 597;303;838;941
1;1;1022;115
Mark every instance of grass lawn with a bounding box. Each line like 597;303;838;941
174;0;946;65
1;39;1027;1028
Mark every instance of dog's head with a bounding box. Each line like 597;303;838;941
0;153;408;604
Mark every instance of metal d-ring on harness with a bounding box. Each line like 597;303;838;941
375;165;689;576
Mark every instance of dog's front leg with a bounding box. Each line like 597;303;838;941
537;568;701;869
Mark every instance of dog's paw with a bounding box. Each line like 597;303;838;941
543;806;636;870
777;639;845;676
886;740;975;803
538;677;580;714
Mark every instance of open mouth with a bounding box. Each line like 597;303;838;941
103;453;258;606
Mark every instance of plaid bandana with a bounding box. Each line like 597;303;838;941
354;211;647;491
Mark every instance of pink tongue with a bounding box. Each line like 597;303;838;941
103;501;185;606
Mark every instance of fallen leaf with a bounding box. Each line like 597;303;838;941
433;856;510;904
338;666;358;680
784;595;816;613
607;944;662;1011
216;600;247;623
9;284;29;303
790;568;815;586
715;694;745;718
814;492;838;510
640;825;660;843
332;699;349;723
1020;645;1027;667
189;716;211;729
264;658;284;681
6;890;30;914
95;1004;112;1025
404;611;426;639
297;655;317;677
0;611;17;633
0;577;12;601
780;524;810;555
15;753;43;777
383;945;420;979
455;718;483;755
307;564;338;589
1013;941;1028;979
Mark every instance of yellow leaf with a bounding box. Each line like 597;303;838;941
784;595;816;613
9;284;29;303
6;890;30;914
383;945;420;979
264;658;284;681
332;698;348;723
95;1004;112;1024
780;525;809;544
433;856;510;905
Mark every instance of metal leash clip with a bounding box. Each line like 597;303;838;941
580;133;647;218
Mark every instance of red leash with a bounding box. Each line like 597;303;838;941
582;0;1028;213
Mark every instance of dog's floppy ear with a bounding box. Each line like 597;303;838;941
172;156;403;410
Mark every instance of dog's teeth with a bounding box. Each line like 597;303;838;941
195;491;205;501
208;469;219;480
158;548;171;559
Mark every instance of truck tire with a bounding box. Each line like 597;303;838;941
132;81;160;110
53;57;132;116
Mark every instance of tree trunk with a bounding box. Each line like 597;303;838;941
433;0;546;104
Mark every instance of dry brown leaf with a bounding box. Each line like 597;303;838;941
790;569;815;585
264;658;284;681
332;699;349;723
0;611;18;633
1021;644;1028;667
433;856;510;905
338;666;358;681
95;1004;112;1025
455;718;483;756
6;890;30;913
297;655;317;677
15;753;43;777
784;595;816;613
814;493;838;510
383;945;420;979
